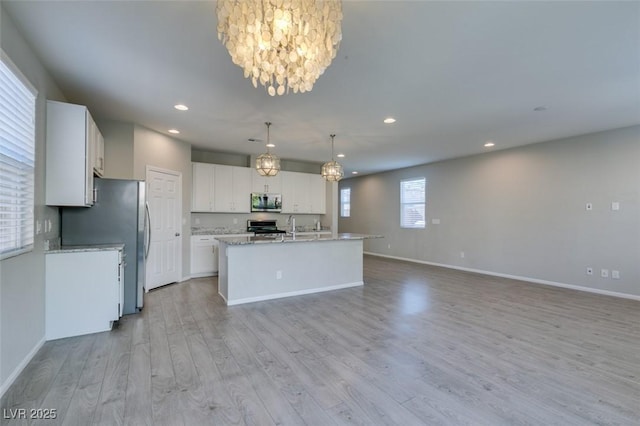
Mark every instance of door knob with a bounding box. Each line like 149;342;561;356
175;232;181;237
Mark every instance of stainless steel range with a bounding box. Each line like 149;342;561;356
247;220;286;235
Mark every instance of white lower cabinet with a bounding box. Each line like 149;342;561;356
191;234;252;277
191;235;216;277
45;249;122;340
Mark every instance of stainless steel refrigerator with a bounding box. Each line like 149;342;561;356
60;178;148;314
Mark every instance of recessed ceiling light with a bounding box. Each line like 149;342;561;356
174;104;189;111
168;129;180;134
383;117;396;124
266;143;275;148
337;153;345;158
352;171;358;175
484;141;495;147
533;106;547;112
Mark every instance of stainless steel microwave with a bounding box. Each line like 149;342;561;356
251;193;282;212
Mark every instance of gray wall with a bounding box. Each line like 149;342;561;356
340;126;640;298
95;119;134;179
0;6;65;394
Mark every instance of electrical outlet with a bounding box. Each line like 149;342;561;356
611;202;620;211
460;251;465;258
612;270;620;279
431;218;440;225
276;270;282;279
387;244;391;249
601;269;609;278
586;267;593;275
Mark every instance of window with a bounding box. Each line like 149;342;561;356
340;187;351;217
400;177;425;228
0;52;37;259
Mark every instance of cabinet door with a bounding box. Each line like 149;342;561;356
191;236;215;276
309;174;326;214
45;101;94;206
191;162;214;212
280;171;296;213
295;173;311;213
213;164;234;212
232;167;252;212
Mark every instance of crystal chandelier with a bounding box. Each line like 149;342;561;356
321;134;343;181
216;0;343;96
256;122;281;176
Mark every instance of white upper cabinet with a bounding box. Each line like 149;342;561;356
281;171;326;214
308;174;326;214
46;100;97;206
192;164;324;214
191;163;252;213
191;162;215;212
252;172;282;194
214;165;251;212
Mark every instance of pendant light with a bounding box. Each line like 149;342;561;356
255;122;280;176
321;134;344;182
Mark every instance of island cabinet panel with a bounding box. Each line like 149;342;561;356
281;171;326;214
191;162;215;212
252;172;282;194
214;164;251;212
46;100;98;206
218;238;364;305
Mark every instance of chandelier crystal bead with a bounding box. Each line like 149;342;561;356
216;0;343;96
256;122;281;176
321;134;343;182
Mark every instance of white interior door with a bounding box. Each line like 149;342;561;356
146;167;181;290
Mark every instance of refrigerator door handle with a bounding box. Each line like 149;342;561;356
144;202;151;259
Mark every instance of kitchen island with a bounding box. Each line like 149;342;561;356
215;233;381;305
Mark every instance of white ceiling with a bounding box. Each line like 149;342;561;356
4;1;639;176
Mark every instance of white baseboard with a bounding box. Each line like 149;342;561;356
364;252;640;301
188;272;217;280
0;337;45;399
225;281;364;306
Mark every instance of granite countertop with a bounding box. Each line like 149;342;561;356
215;233;382;246
46;243;125;254
191;228;252;235
192;227;332;236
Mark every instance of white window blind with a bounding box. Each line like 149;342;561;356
0;52;37;259
340;187;350;217
400;177;425;228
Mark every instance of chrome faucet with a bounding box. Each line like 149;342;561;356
287;215;296;237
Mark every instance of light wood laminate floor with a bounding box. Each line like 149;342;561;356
2;255;639;425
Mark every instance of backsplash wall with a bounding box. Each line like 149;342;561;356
191;212;326;232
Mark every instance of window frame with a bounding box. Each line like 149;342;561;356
400;177;426;229
0;50;37;260
340;187;351;218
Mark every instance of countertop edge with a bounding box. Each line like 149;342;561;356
46;244;125;254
